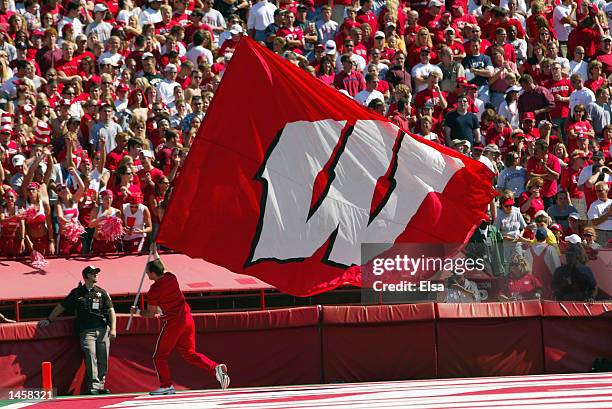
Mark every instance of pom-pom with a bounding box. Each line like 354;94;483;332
23;205;39;221
63;220;85;243
30;250;48;270
98;217;124;241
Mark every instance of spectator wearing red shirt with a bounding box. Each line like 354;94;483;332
584;60;606;92
156;129;180;175
565;104;595;154
494;8;526;40
519;112;541;142
54;41;81;82
517;74;555;123
105;133;129;172
414;72;447;125
388;98;412;130
441;27;466;62
138;150;165;198
385;51;412;92
131;247;230;395
519;176;546;219
545;61;573;132
485;115;512;148
356;0;377;36
418;0;442;31
560;150;587;204
450;5;477;35
462;25;491;56
485;27;516;63
527;139;562;207
567;15;604;60
110;164;143;209
501;254;543;301
276;12;304;53
0;0;15;26
333;54;366;97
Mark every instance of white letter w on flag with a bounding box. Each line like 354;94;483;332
246;119;464;268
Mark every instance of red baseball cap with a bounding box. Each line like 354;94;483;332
127;192;143;205
522;112;536;121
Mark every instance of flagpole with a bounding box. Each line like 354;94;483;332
126;244;155;331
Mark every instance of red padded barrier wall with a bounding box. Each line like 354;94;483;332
436;302;545;377
321;304;437;382
0;307;322;395
542;301;612;373
0;319;83;394
3;302;612;395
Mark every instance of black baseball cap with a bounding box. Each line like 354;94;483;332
82;265;101;278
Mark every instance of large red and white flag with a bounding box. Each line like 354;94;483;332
157;37;496;296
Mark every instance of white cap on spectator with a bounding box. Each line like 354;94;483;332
93;3;108;13
338;89;352;99
99;57;113;66
164;63;178;72
142;52;155;60
565;234;582;244
429;0;443;6
76;33;87;41
229;24;243;35
374;31;385;39
324;40;336;55
141;150;154;159
12;154;25;167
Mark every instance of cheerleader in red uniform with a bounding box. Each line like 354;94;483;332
88;190;123;254
121;192;152;253
0;189;25;257
24;182;54;255
55;168;85;255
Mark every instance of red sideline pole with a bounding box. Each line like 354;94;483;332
42;361;52;390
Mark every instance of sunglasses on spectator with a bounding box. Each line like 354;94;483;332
532;185;543;189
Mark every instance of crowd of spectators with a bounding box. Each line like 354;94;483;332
0;0;609;286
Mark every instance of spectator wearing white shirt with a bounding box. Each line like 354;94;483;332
553;0;576;54
569;73;595;112
156;64;180;105
202;0;226;47
316;5;338;45
587;181;612;247
99;36;124;66
58;2;83;37
248;0;276;42
411;47;443;93
139;0;163;25
86;4;113;43
335;38;366;73
569;46;589;80
185;30;214;66
355;73;385;106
